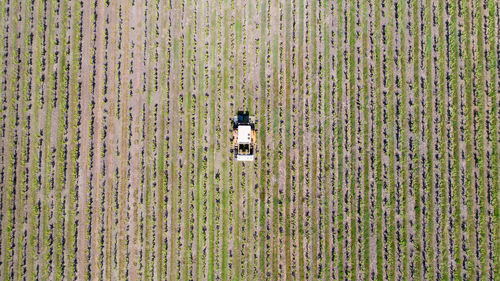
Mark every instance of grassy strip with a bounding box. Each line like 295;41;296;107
361;0;370;278
296;0;305;278
232;1;243;279
347;0;357;278
449;0;463;278
462;0;476;279
374;0;383;279
1;1;20;279
321;0;332;279
221;0;231;279
143;0;159;278
169;38;180;281
473;0;488;279
194;1;207;279
168;0;183;278
284;0;293;278
156;0;170;278
310;0;319;278
436;0;450;279
423;0;436;278
207;3;217;280
40;0;58;278
26;0;45;280
410;0;423;278
335;0;345;278
243;1;250;275
182;0;194;279
486;0;498;278
227;4;236;278
244;4;257;278
233;162;241;280
13;1;34;279
53;0;70;279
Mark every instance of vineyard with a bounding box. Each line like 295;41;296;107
0;0;498;280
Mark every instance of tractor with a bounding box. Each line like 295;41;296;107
231;111;256;161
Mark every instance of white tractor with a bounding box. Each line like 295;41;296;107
231;111;256;161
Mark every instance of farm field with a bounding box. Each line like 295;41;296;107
0;0;498;280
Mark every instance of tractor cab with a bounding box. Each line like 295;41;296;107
231;111;256;161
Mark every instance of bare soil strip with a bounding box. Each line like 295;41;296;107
117;1;131;280
89;0;106;278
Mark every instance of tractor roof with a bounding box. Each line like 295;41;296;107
237;125;252;144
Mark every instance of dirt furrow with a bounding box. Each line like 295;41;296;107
117;1;131;279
